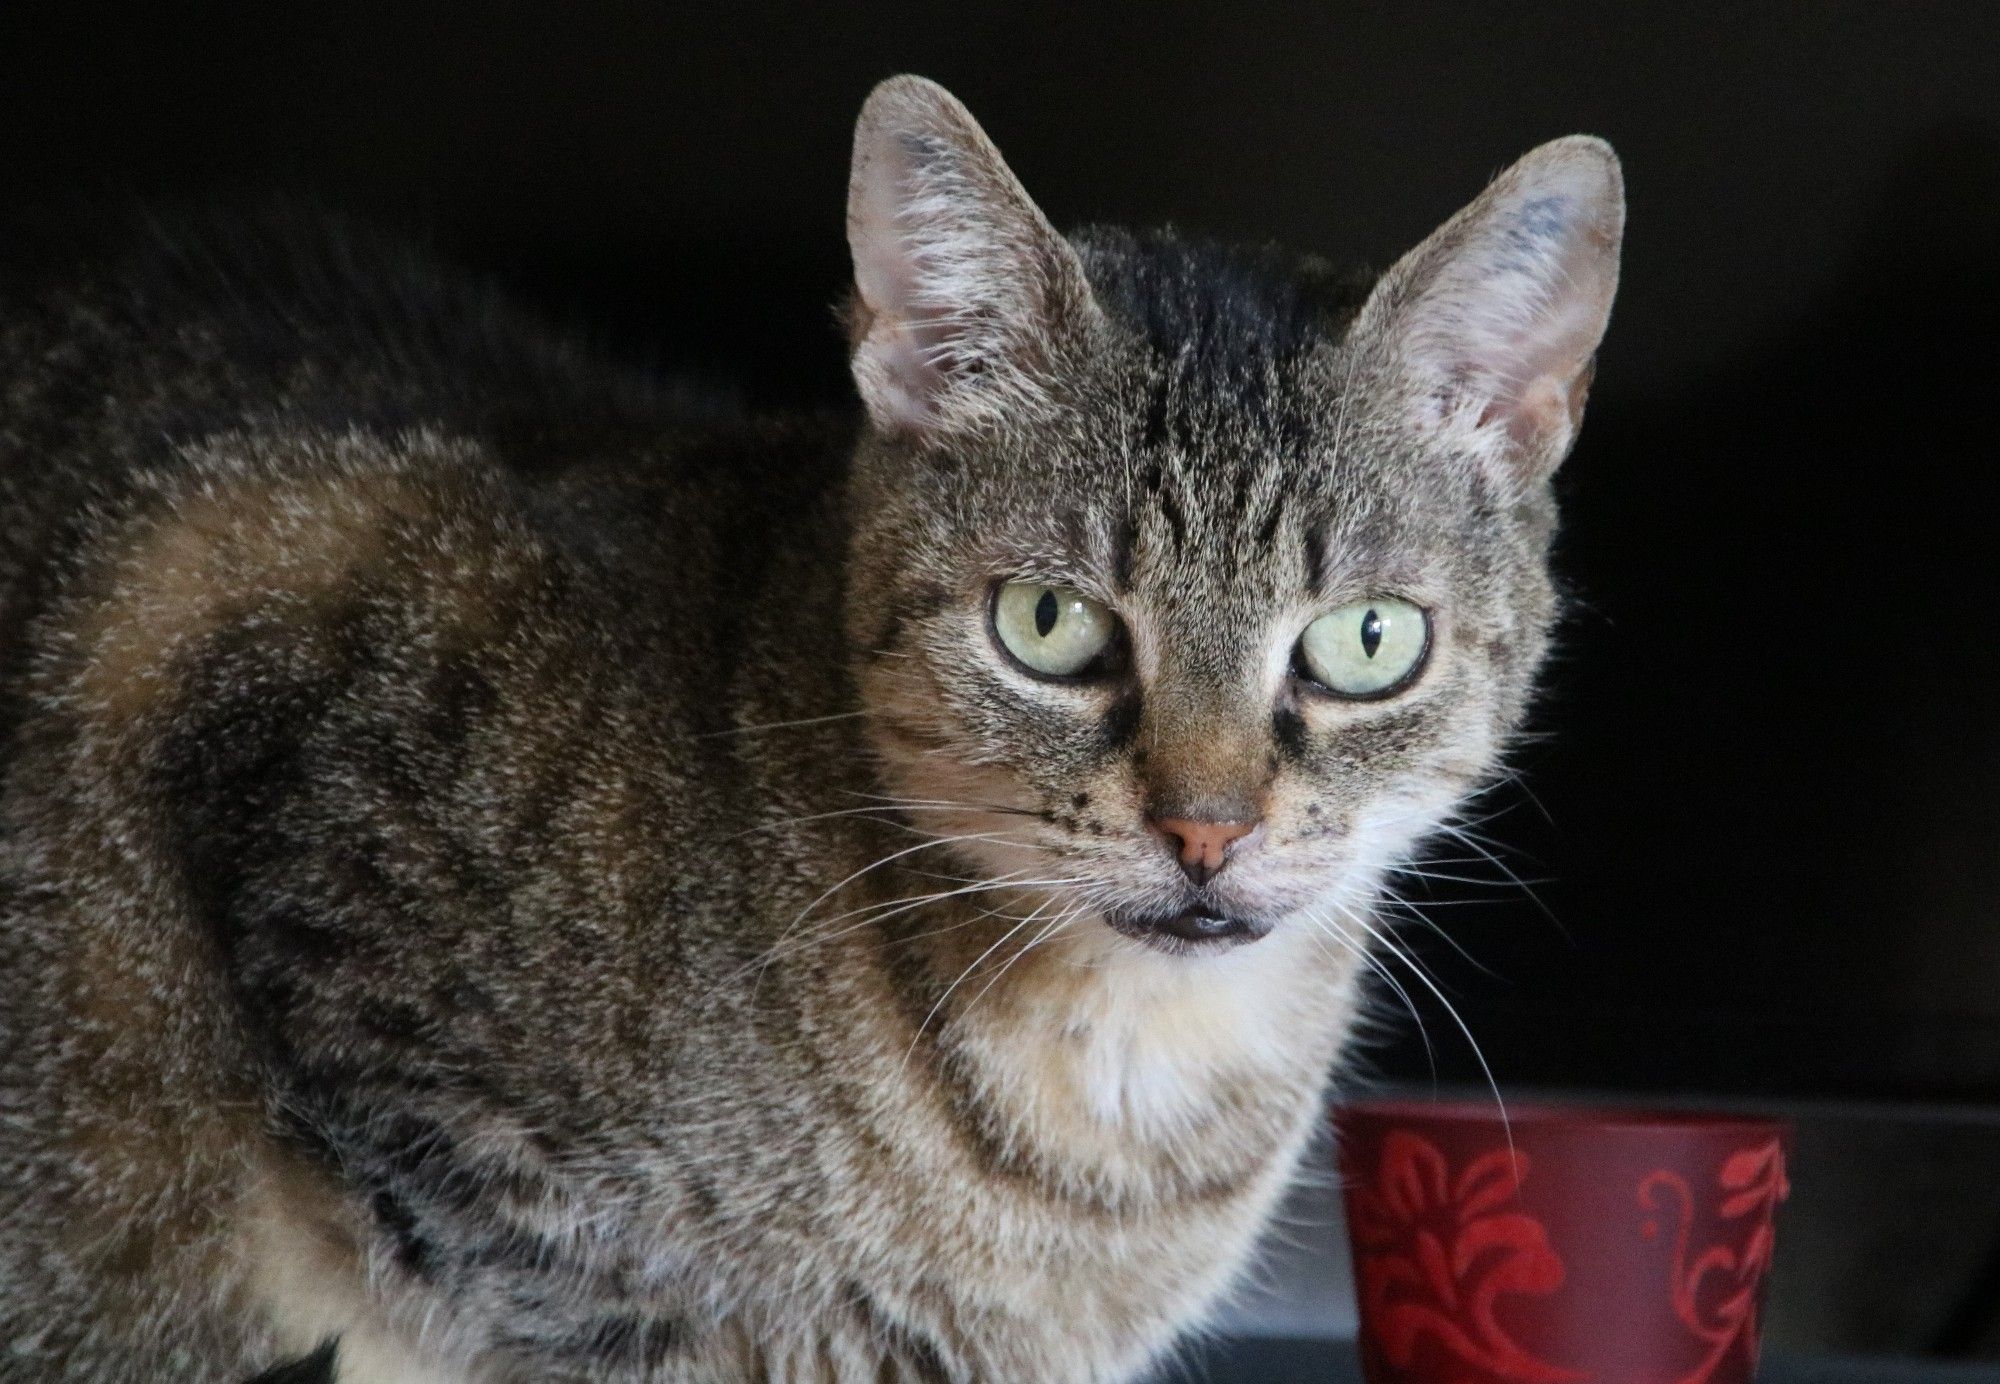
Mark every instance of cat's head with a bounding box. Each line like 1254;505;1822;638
842;76;1621;958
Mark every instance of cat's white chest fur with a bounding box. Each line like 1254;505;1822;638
996;925;1347;1139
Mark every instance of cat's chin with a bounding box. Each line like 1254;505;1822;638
1103;906;1273;956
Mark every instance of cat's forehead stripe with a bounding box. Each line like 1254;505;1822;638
1253;493;1284;550
1303;522;1328;596
1110;516;1138;592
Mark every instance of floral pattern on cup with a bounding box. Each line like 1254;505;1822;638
1349;1131;1585;1383
1637;1138;1791;1384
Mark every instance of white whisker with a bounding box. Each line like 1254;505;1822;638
696;710;872;739
1333;897;1514;1164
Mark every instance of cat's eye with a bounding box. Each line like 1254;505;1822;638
1295;598;1431;699
991;581;1121;679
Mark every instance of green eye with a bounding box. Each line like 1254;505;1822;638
1296;598;1431;698
992;582;1119;679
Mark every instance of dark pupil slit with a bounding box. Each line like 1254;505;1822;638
1360;609;1383;658
1034;590;1059;638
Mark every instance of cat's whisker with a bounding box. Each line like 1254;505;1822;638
782;831;1009;924
735;833;1027;992
1034;891;1146;972
1390;863;1552;890
1427;822;1562;927
896;864;1013;886
1007;892;1097;963
696;710;873;739
1373;894;1512;908
939;901;1090;1035
728;812;1096;984
1374;887;1504;982
1333;898;1515;1164
729;806;938;842
1453;772;1548;827
838;789;1047;821
886;895;1064;950
783;873;1082;945
740;870;1085;984
1436;816;1531;855
1492;769;1557;825
953;893;1088;1023
896;886;1086;1073
1302;907;1437;1081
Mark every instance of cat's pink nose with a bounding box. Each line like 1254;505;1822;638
1148;815;1258;887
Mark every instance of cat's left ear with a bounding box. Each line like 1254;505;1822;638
846;75;1103;439
1347;136;1624;482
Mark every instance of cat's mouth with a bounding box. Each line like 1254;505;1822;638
1103;905;1273;955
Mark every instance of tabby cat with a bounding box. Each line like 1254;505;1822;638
0;76;1622;1382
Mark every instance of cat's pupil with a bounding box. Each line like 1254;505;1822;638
1360;609;1383;658
1034;590;1059;637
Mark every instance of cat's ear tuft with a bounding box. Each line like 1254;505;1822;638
846;76;1099;439
1350;135;1624;482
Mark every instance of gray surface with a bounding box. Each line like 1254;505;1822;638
1763;1104;2000;1352
1216;1135;1356;1339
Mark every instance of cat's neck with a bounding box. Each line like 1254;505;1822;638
857;884;1363;1206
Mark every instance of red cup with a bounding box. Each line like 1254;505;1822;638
1336;1099;1792;1384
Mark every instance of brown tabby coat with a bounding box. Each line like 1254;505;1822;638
0;78;1621;1381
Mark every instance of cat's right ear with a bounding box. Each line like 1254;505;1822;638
846;76;1100;440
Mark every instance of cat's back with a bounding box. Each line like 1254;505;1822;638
0;203;729;560
0;207;849;740
0;202;728;459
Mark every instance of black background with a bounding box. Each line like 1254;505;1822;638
5;4;1997;1106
